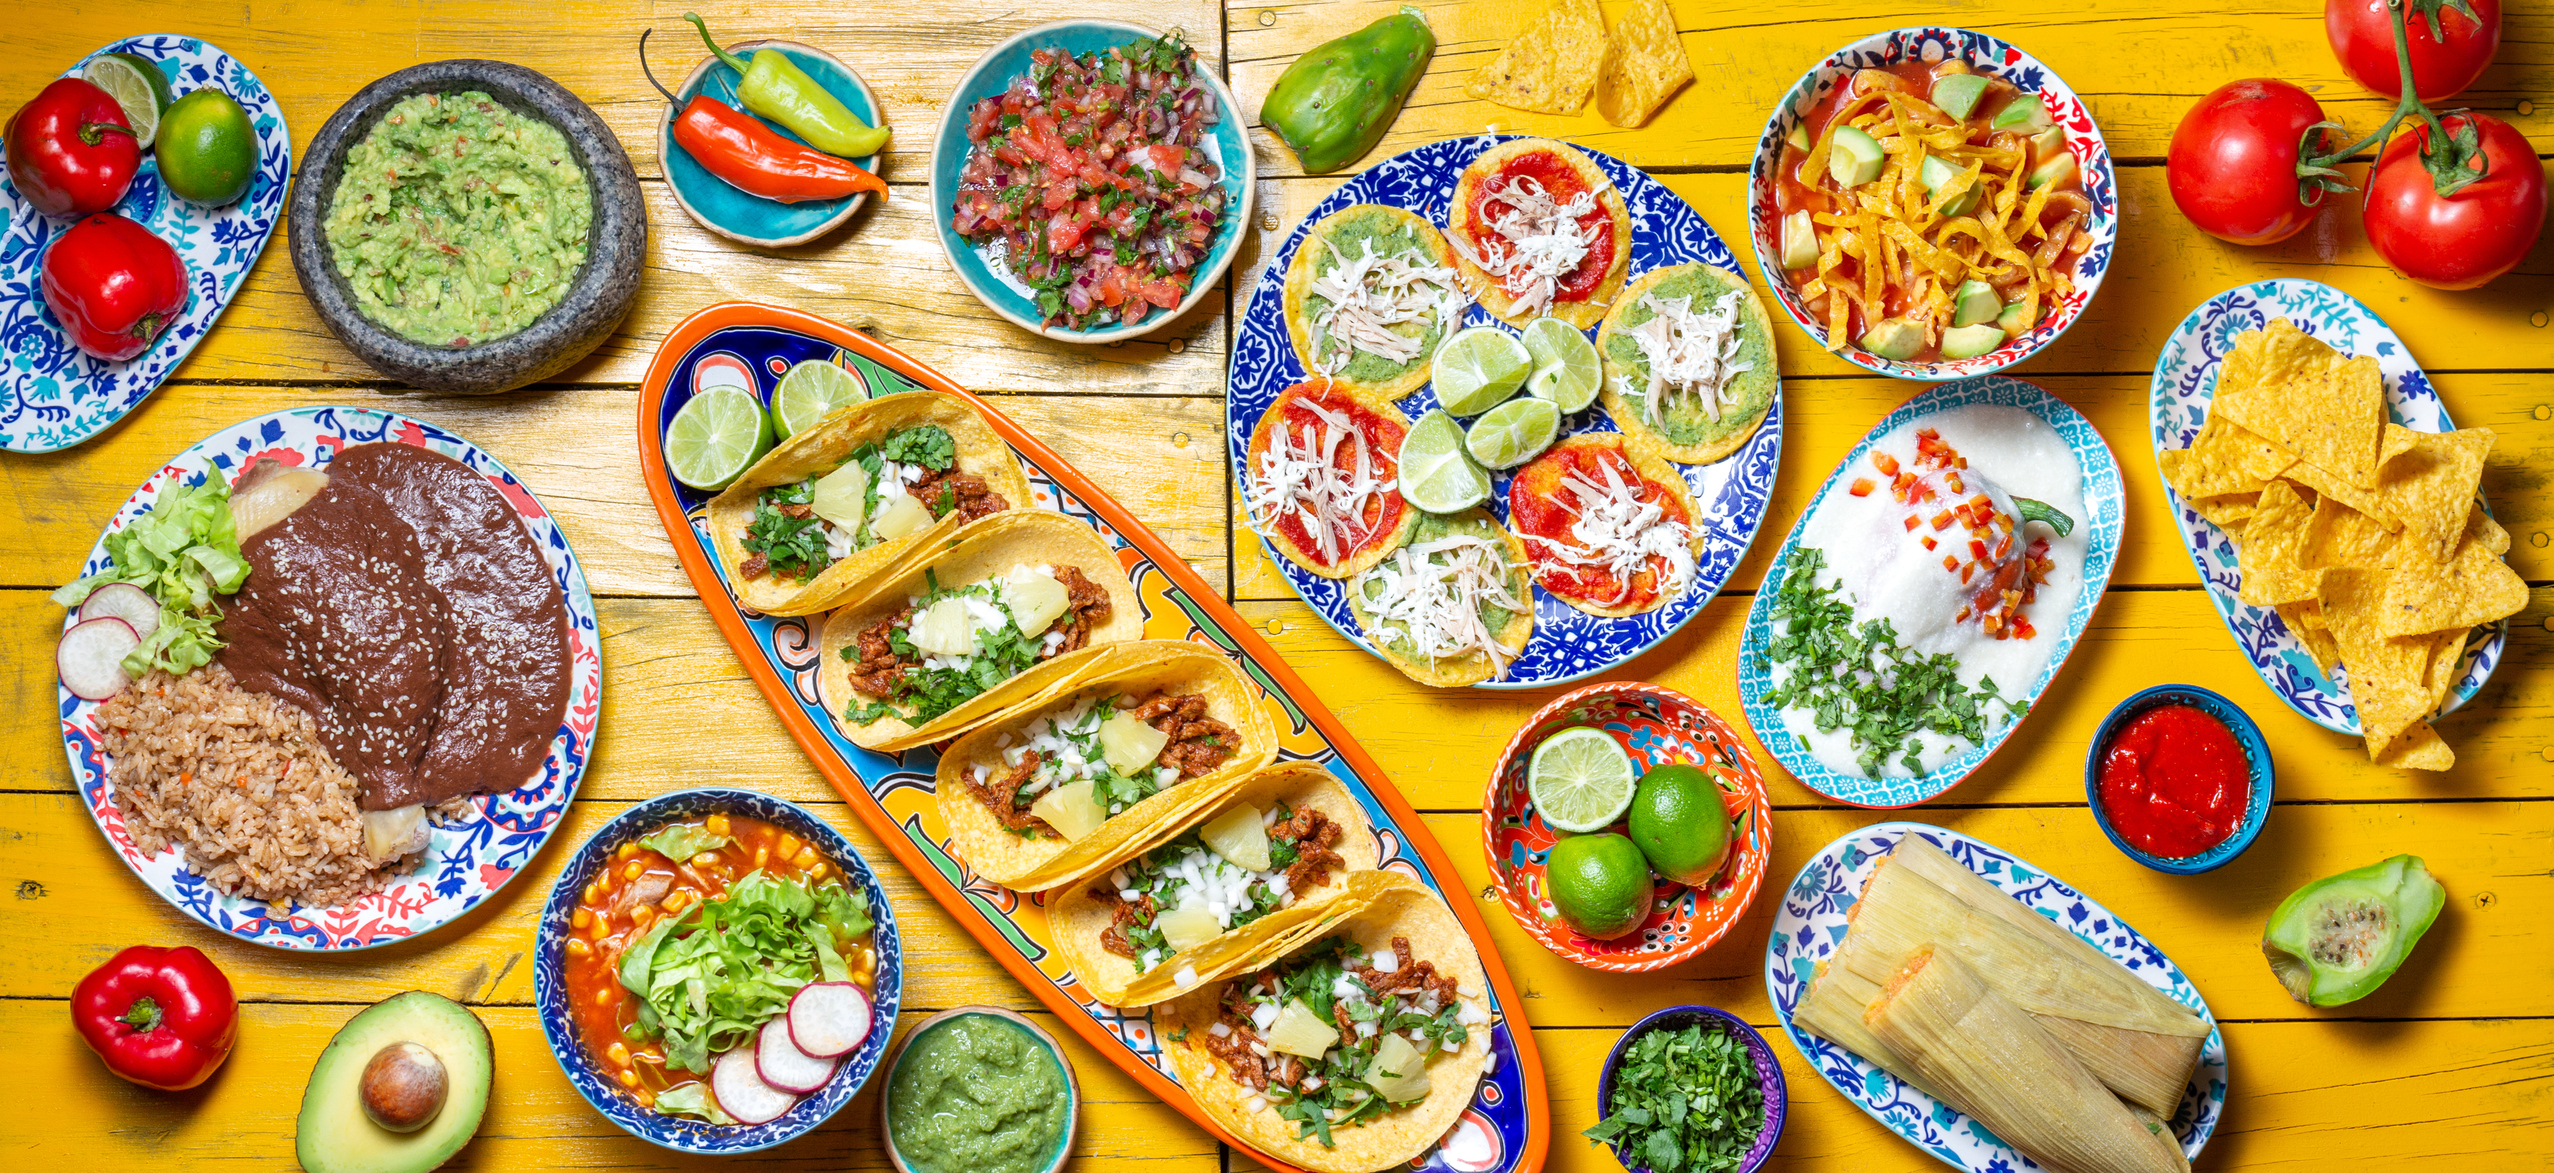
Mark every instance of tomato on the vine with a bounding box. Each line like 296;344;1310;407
2167;80;2349;246
2364;112;2546;289
2326;0;2499;102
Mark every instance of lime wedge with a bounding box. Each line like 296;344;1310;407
1521;317;1601;412
1529;726;1639;833
666;385;773;491
1398;409;1491;514
1465;396;1561;470
772;358;868;439
1432;327;1532;417
82;53;173;149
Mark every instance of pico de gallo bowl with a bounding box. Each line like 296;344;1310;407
1746;28;2116;380
931;20;1253;344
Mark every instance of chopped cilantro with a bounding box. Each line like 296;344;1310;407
878;425;957;469
741;480;830;583
1757;548;2014;775
1000;112;1022;130
1582;1022;1766;1173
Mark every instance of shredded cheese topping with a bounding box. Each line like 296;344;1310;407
1620;290;1753;429
1354;533;1529;679
1304;237;1466;376
1447;172;1608;316
1245;397;1396;567
1519;455;1695;606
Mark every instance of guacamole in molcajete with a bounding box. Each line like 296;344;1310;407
322;91;592;349
887;1014;1069;1173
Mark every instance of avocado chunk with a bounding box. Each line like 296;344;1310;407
1785;122;1810;152
1779;210;1820;270
1992;94;2054;134
1858;317;1927;361
298;992;493;1173
1826;125;1886;187
2030;149;2079;191
2263;855;2445;1007
1917;155;1981;217
1939;323;2006;360
1996;299;2038;337
1930;73;1990;121
1950;279;2000;327
2028;125;2067;169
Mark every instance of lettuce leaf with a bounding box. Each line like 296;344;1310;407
53;473;251;678
614;870;877;1076
652;1082;733;1125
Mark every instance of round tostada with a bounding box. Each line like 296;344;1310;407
1346;507;1535;687
1282;204;1468;399
1444;137;1632;330
1596;262;1780;465
1506;432;1704;618
1243;380;1419;580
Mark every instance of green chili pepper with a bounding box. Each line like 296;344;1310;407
1260;6;1435;175
683;12;890;159
2012;496;2075;537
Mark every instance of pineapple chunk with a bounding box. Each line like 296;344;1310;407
1098;710;1170;776
1154;903;1223;952
1028;781;1106;840
906;597;980;657
1199;804;1271;870
872;491;931;540
1363;1033;1431;1102
1002;567;1071;635
809;461;870;531
1263;998;1339;1059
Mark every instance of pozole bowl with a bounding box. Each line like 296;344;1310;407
534;788;903;1153
928;19;1253;345
1596;1005;1788;1173
2085;684;2276;876
1746;27;2116;380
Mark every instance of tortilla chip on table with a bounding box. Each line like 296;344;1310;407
1465;0;1608;114
1595;0;1694;127
2234;480;2321;608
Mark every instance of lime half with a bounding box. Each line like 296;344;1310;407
1432;327;1532;417
82;53;173;149
1522;317;1601;412
1398;409;1490;514
1465;396;1561;470
1529;726;1639;833
772;358;868;439
667;385;773;491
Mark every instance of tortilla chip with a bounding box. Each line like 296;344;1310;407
2381;422;2421;465
2299;498;2402;568
2421;627;2470;711
2283;459;2397;528
2277;600;2341;677
2236;480;2323;607
2369;426;2493;564
2325;570;2442;756
2213;321;2385;487
2170;413;2295;500
1595;0;1693;127
1465;0;1607;114
2374;721;2455;771
2464;504;2511;556
2193;492;2260;534
2379;533;2529;636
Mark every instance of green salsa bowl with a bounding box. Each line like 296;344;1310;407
881;1007;1080;1173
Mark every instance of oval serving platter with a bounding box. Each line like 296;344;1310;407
1736;376;2123;807
0;35;293;453
1765;822;2227;1172
60;408;601;949
1229;135;1784;689
2149;278;2505;735
637;302;1549;1173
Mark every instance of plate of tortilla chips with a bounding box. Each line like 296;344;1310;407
2151;279;2521;771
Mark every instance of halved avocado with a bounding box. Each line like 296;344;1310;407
1827;125;1885;187
297;992;493;1173
1950;279;2000;327
1858;317;1927;361
1930;73;1990;121
2262;855;2446;1007
1939;323;2007;360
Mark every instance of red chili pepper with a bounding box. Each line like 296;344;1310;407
72;945;237;1090
640;28;886;205
42;213;190;361
5;78;140;216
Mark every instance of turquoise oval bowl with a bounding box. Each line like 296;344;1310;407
660;38;884;248
928;20;1253;344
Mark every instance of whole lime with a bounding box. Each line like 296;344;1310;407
1544;832;1653;941
1629;762;1734;888
156;89;256;206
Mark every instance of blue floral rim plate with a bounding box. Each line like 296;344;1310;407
2083;684;2275;876
0;36;292;453
533;788;903;1153
1229;135;1784;689
61;408;601;949
2148;278;2505;736
660;39;883;248
1736;376;2124;807
1765;823;2228;1172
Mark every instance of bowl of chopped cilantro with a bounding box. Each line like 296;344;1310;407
1590;1005;1785;1173
930;20;1252;344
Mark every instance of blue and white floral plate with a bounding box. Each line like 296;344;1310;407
2150;279;2504;735
1737;377;2122;807
60;408;600;949
0;36;291;453
1765;823;2227;1172
1230;136;1783;689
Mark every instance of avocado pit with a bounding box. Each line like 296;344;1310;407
359;1041;448;1132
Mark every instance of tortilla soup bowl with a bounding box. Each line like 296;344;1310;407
1596;1005;1788;1173
1746;28;2116;380
1484;683;1774;972
534;789;903;1153
2085;685;2276;876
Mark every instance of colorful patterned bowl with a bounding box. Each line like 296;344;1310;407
1596;1005;1787;1173
1483;683;1773;972
534;789;903;1154
2085;684;2276;875
1746;27;2117;380
658;38;884;248
879;1007;1079;1173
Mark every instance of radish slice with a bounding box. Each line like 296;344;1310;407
787;982;873;1058
59;617;140;702
756;1016;837;1093
78;583;160;641
711;1044;799;1125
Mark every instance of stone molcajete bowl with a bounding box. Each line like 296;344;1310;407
289;60;645;394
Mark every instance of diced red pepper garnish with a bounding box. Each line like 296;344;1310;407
1930;510;1956;531
1872;452;1900;476
1968;538;1990;561
1945;472;1964;493
1942;554;1960;573
1960;561;1976;583
1903;515;1920;531
1969;494;1994;512
2013;617;2036;640
1850;478;1875;497
1920;536;1938;551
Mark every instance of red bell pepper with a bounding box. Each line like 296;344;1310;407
6;77;140;217
42;213;189;361
72;945;237;1091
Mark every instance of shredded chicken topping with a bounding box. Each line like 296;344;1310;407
1447;172;1607;317
1520;454;1695;606
1304;237;1466;376
1621;289;1753;428
1355;533;1530;679
1246;396;1396;567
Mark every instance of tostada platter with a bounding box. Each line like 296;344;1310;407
639;302;1550;1173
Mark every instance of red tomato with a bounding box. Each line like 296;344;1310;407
2364;112;2546;289
2167;80;2340;245
2325;0;2499;102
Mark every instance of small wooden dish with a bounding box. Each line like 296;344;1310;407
878;1007;1079;1173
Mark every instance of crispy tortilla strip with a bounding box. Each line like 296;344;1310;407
2236;480;2322;607
2369;426;2493;564
1595;0;1694;127
1464;0;1607;114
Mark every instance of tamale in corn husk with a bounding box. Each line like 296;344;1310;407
1865;947;2190;1173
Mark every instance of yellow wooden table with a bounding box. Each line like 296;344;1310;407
4;1;2547;1169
